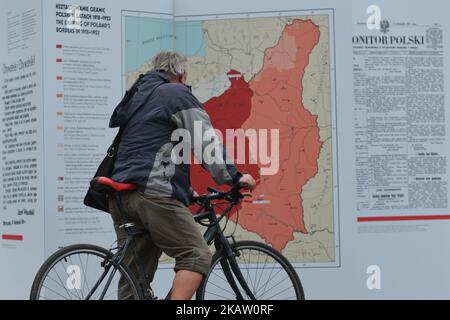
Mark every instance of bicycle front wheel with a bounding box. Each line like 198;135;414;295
30;244;143;300
197;240;305;300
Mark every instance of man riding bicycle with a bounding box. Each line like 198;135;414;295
108;51;256;300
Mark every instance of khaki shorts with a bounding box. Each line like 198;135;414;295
108;190;212;299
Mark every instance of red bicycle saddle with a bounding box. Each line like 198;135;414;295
91;177;137;192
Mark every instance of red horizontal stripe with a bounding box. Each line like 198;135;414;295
56;44;62;48
2;234;23;241
56;58;63;63
357;215;450;222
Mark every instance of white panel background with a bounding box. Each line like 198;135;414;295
0;0;45;299
348;0;450;299
1;0;450;299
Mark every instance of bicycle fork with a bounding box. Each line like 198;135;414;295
216;234;256;300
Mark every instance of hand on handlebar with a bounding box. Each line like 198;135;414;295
189;174;256;205
238;174;256;191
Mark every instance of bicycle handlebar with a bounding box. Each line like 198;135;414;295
191;183;248;205
191;183;249;226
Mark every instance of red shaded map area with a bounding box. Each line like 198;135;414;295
191;20;322;251
190;70;260;194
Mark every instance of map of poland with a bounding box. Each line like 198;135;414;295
190;19;322;251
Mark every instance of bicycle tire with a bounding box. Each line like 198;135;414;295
196;240;305;300
30;244;144;300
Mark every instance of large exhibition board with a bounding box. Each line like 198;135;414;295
1;0;450;299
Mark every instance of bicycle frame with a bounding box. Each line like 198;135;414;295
89;190;257;300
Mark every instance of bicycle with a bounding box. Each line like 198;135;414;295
30;176;305;300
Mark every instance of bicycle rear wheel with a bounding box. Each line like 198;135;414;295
196;240;305;300
30;244;143;300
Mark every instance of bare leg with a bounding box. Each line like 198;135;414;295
170;270;203;300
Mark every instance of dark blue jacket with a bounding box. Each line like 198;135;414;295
110;71;241;206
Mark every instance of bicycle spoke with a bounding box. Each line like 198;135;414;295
42;284;70;300
245;250;257;296
205;290;234;300
265;285;296;300
206;277;237;296
58;256;82;300
49;265;76;300
255;254;270;294
258;274;291;298
211;267;229;284
241;254;252;296
77;254;86;299
249;252;266;297
67;255;83;300
256;264;285;294
45;273;79;299
253;251;261;294
83;253;91;298
240;250;256;297
256;260;278;297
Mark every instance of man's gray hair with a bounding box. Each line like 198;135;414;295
151;51;188;77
